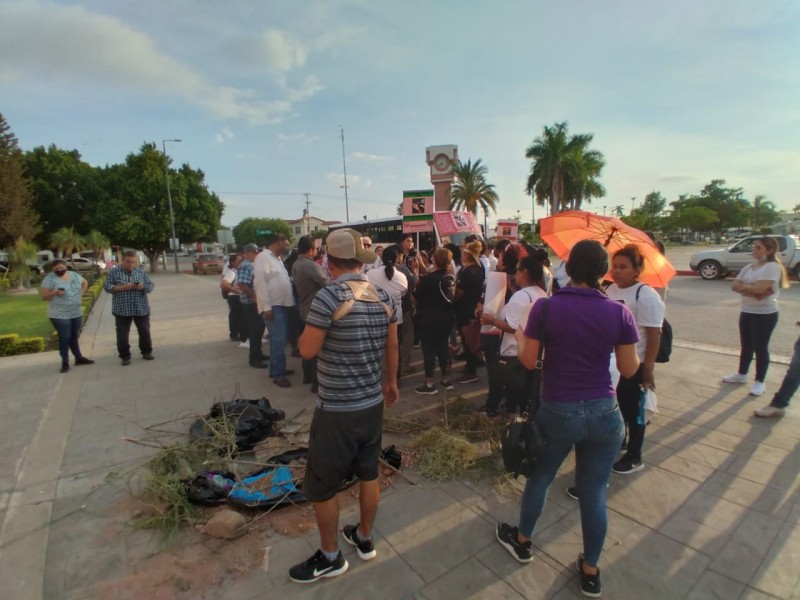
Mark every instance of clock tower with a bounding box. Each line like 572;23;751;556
425;144;458;211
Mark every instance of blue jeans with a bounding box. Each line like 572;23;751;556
50;316;84;366
266;305;290;378
772;335;800;409
518;397;624;567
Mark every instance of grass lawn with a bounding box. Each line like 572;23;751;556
0;291;55;339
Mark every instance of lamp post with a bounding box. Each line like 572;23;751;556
162;139;181;273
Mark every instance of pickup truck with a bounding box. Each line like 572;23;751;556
689;234;800;280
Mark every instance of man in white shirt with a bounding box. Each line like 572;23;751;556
361;236;382;273
254;233;296;387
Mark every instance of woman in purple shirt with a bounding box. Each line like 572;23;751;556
495;240;640;598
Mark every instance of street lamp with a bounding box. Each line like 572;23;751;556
162;139;181;273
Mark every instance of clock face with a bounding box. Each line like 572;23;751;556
433;154;450;171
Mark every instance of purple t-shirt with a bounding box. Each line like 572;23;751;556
524;287;638;403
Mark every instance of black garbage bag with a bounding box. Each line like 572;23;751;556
381;445;402;470
186;471;237;506
189;397;285;451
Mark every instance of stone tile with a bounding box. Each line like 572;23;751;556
710;510;784;585
685;571;746;600
700;471;792;519
658;454;717;483
418;556;524;599
386;505;495;583
658;490;748;556
373;484;467;546
739;587;783;599
695;429;761;455
725;455;800;490
749;523;800;599
607;465;701;529
477;542;572;599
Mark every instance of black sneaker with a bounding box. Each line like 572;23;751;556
495;522;532;563
342;524;376;560
121;357;132;366
288;549;349;584
440;379;454;391
577;553;602;597
612;456;644;475
566;486;579;500
142;353;154;361
456;373;479;384
415;383;438;395
60;364;70;373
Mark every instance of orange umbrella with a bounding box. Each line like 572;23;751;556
539;210;676;288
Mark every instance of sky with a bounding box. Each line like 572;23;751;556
1;0;799;230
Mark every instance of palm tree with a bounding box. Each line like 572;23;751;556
450;158;499;217
8;237;37;291
50;226;85;271
525;122;606;214
83;230;110;267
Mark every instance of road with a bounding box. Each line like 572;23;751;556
174;246;799;357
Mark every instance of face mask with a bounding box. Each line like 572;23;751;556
54;269;67;276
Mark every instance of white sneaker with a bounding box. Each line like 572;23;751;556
749;381;765;396
722;373;748;384
238;341;250;349
754;405;785;418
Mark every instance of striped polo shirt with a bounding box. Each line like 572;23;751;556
305;273;397;412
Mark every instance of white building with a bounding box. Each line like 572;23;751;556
287;215;341;238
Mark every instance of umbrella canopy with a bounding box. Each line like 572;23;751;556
540;210;676;288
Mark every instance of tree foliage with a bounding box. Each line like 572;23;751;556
450;158;499;216
8;237;37;289
232;217;292;248
525;122;605;215
669;180;749;232
623;191;666;230
0;113;39;248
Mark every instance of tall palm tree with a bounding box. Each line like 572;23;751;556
83;230;110;267
450;158;499;217
50;226;85;271
525;122;606;214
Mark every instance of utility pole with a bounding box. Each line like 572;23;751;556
162;138;181;273
631;196;636;215
303;193;311;235
340;127;350;222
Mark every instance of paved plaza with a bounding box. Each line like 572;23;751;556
0;271;798;599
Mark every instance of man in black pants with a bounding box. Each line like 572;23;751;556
103;250;155;365
236;243;269;369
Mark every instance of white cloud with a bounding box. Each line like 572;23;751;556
0;2;313;124
214;127;235;144
352;152;392;162
325;172;371;189
277;132;321;145
254;29;308;73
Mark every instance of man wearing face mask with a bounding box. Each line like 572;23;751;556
254;233;296;388
103;249;155;365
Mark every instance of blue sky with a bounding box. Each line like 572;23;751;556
1;0;798;229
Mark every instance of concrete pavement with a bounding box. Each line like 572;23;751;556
0;271;798;599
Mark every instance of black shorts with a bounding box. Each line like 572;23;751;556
302;403;384;502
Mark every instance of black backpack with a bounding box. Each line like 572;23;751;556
635;284;672;363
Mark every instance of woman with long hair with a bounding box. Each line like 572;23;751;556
367;245;409;373
723;236;789;396
605;244;665;475
413;247;456;394
454;240;485;384
495;240;639;598
478;255;548;417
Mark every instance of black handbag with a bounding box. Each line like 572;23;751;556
494;356;528;391
500;299;549;478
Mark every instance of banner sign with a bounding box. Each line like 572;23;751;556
496;220;519;241
432;211;479;236
402;189;434;232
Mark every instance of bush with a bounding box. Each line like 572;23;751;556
15;337;45;353
0;334;19;356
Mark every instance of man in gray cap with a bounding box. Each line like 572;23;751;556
236;243;268;368
288;228;398;584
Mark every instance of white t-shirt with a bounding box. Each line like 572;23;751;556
221;265;238;296
606;282;665;360
736;262;781;314
500;286;547;356
367;267;408;324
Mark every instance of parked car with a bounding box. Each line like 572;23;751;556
689;234;800;280
45;257;104;275
192;254;224;275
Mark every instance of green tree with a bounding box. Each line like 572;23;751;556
232;217;292;248
83;230;110;267
624;191;666;230
525;121;606;215
670;180;749;233
450;158;499;216
663;205;719;233
92;143;223;272
752;195;780;230
50;226;86;270
23;144;99;247
0;113;39;247
7;236;37;290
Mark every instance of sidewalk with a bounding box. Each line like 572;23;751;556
0;272;798;599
